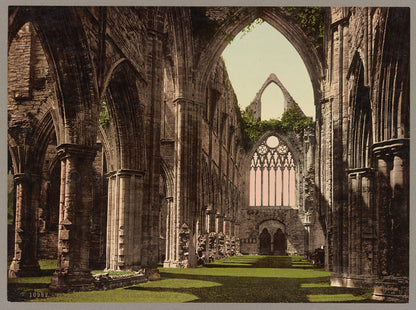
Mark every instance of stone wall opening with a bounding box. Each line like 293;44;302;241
250;134;296;207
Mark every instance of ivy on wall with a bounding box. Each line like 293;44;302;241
285;7;325;51
190;7;324;50
235;104;314;150
99;101;110;128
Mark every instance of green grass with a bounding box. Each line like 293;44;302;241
8;256;376;303
38;259;57;270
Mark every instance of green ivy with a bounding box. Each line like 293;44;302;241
285;7;325;50
236;18;264;41
222;60;230;90
237;105;314;150
99;101;110;128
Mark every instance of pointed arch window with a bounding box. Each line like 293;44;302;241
250;135;295;207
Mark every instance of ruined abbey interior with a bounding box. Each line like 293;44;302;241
7;6;409;302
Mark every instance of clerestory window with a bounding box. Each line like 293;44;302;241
250;135;295;207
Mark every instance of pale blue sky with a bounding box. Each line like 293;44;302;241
222;21;315;120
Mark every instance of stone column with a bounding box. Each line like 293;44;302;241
223;218;229;236
389;146;409;276
146;29;164;279
167;97;200;267
374;154;392;277
105;170;145;271
350;172;359;276
8;174;41;278
230;219;235;236
163;197;176;267
206;205;215;233
50;144;96;292
360;171;375;276
215;212;223;234
372;139;409;300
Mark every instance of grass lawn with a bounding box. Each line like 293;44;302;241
8;256;376;303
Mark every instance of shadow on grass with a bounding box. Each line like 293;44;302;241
7;256;377;303
205;256;316;269
125;270;373;303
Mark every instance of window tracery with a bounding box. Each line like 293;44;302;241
250;135;295;207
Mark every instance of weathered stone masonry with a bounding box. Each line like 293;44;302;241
318;7;409;302
7;7;409;301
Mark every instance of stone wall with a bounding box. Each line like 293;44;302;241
239;207;306;255
318;7;409;302
7;7;409;300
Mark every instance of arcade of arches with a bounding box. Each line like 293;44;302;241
7;7;409;302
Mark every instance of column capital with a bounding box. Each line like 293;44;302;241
56;144;97;161
173;97;199;110
13;173;29;183
105;169;146;178
13;173;41;184
347;167;374;178
205;204;214;214
173;97;204;109
372;138;409;159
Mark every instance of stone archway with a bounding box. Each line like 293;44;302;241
273;229;287;255
259;228;271;255
194;7;323;105
247;73;305;121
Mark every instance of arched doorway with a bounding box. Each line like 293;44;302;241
259;228;271;254
273;229;286;255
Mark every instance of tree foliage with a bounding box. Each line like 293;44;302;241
236;104;314;150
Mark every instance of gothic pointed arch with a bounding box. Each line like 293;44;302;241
104;61;147;171
248;73;306;121
194;7;323;105
347;54;372;170
28;7;99;146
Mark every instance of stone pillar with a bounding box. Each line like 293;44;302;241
360;172;375;276
168;97;200;267
374;155;391;277
389;150;408;276
372;139;409;301
144;29;164;280
50;144;96;292
223;217;230;236
349;173;359;276
8;174;41;278
215;212;223;234
346;168;375;281
206;205;215;233
303;212;311;253
163;197;176;267
105;170;145;271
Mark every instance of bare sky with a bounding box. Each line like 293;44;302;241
222;20;315;120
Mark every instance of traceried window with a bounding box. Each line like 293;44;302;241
250;135;295;207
